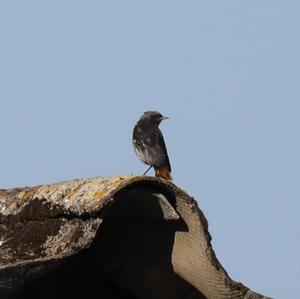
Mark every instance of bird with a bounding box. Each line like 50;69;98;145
132;111;173;180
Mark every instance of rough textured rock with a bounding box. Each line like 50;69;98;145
0;176;273;299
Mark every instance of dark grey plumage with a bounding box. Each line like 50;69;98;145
133;111;172;180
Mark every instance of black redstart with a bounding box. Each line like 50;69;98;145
132;111;172;180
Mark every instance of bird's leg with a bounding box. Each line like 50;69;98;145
143;165;153;176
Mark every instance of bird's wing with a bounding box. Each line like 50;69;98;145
132;125;171;172
152;129;171;172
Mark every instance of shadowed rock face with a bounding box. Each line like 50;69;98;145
91;187;205;299
0;176;272;299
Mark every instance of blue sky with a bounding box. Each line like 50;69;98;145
1;1;299;298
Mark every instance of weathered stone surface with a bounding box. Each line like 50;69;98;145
0;176;273;299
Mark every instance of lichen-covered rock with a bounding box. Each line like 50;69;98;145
0;176;273;299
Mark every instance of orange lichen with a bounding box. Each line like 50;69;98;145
65;188;75;198
20;189;36;201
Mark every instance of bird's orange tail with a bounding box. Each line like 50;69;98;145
155;168;173;181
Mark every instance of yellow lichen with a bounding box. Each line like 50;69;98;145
94;190;106;199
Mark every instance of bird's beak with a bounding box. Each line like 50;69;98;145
161;116;169;120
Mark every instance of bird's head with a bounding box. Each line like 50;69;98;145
140;111;169;127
